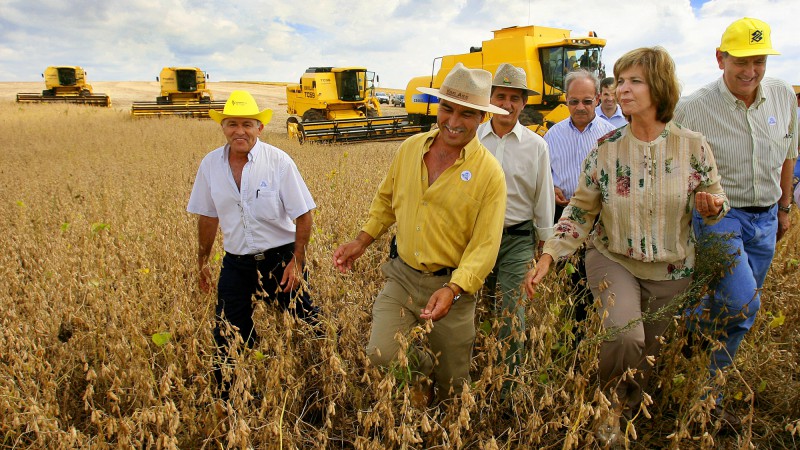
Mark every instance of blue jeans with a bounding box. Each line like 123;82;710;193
689;206;777;377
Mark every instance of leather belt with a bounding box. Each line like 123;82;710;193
228;242;294;261
738;205;772;214
401;258;453;276
503;220;533;236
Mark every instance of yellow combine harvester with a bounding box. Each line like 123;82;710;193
16;66;111;107
131;67;225;118
405;25;607;136
286;67;425;143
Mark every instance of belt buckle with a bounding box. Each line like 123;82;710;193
254;253;266;261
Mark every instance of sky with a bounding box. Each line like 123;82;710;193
0;0;797;95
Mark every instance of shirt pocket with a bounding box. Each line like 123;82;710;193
253;189;282;221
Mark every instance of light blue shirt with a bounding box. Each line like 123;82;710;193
595;104;628;128
544;115;616;200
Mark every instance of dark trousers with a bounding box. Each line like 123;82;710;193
213;243;318;392
555;204;593;337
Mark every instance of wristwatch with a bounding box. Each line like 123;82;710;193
443;283;462;304
778;203;792;214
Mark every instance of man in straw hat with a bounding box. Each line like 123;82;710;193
334;62;507;405
477;63;554;398
675;17;797;429
188;90;319;398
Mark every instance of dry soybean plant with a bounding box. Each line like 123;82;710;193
1;102;798;449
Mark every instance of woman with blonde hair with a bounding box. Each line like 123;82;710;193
524;46;729;441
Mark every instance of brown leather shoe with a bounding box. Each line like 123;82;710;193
711;406;742;432
410;382;434;409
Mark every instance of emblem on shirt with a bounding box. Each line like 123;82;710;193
259;180;268;188
461;170;472;182
768;116;777;126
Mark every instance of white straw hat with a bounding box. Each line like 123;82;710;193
417;63;508;115
492;63;539;95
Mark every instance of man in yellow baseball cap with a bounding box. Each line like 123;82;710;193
675;17;797;431
189;90;319;401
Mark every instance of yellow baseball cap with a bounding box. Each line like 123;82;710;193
209;90;273;124
718;17;780;57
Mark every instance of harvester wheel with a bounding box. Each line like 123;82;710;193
42;89;54;97
156;96;169;105
366;107;379;118
302;109;325;122
80;89;91;96
200;96;211;104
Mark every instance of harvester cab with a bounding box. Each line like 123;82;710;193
16;66;111;107
130;67;225;118
405;25;606;136
286;67;425;144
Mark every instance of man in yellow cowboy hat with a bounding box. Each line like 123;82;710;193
333;62;508;405
188;90;319;398
675;17;797;429
477;63;554;397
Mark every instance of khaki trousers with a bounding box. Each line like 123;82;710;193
367;257;476;401
585;248;690;415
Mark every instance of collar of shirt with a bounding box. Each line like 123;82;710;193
568;115;603;133
422;128;482;160
596;104;625;121
478;119;524;141
716;76;766;110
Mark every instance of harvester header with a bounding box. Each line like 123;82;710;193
16;66;111;107
131;67;225;118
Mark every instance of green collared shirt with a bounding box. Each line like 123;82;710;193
674;77;798;208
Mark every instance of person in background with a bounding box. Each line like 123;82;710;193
526;47;728;444
544;70;616;329
596;76;628;128
187;90;319;399
478;63;555;397
674;17;797;429
333;63;507;406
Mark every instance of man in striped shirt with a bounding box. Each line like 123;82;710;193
544;70;616;222
674;17;798;428
543;70;615;331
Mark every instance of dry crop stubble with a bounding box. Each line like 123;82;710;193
1;101;799;449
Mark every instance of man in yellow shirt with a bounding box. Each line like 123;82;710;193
333;63;507;404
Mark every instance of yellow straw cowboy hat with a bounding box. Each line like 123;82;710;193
417;62;509;115
209;90;273;124
492;63;539;96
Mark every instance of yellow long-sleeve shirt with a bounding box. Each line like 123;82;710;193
362;129;507;293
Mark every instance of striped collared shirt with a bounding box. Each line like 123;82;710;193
544;115;617;200
595;104;628;128
674;77;798;208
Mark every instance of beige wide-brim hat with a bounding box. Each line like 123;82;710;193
492;63;539;96
209;90;273;124
718;17;780;58
417;62;508;115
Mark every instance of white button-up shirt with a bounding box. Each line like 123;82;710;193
187;139;316;255
478;120;555;240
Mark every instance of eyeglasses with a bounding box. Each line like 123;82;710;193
567;99;596;106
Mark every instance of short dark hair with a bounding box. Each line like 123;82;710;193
600;76;615;91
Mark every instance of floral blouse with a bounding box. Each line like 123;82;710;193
543;121;729;280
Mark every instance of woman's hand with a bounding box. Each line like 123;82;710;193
524;253;554;298
695;192;724;218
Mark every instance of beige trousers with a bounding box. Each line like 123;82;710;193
367;257;476;401
586;248;691;416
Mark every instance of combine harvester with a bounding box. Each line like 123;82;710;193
131;67;225;118
286;67;426;144
16;66;111;107
405;25;607;136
